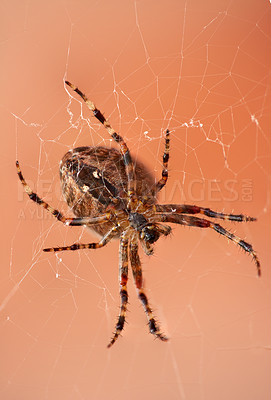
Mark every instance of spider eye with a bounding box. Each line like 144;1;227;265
140;226;160;244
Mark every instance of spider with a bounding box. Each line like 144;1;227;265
16;80;261;347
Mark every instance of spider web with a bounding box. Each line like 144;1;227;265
2;0;271;399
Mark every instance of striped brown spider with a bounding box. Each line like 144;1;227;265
16;81;260;347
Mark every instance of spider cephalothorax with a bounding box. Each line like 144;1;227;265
16;80;260;347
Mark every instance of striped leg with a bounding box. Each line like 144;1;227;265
156;213;261;276
156;129;170;193
129;233;168;342
65;81;136;210
155;204;256;222
108;233;129;348
16;160;112;226
43;226;118;253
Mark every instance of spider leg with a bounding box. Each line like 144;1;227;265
155;204;256;222
155;129;170;193
155;213;261;276
129;233;168;342
16;160;113;226
65;81;136;210
43;226;119;253
108;233;129;348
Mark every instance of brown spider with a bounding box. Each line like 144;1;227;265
16;81;260;347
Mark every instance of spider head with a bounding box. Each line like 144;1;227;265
129;213;161;244
139;223;172;256
140;225;161;244
129;212;171;253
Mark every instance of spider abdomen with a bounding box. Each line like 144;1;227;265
60;146;156;236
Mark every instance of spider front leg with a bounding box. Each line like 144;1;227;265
155;213;261;276
155;204;256;222
108;233;129;348
129;233;168;342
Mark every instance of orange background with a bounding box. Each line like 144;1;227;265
1;1;271;399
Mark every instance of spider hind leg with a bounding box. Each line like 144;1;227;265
155;129;170;193
65;80;137;210
43;226;118;253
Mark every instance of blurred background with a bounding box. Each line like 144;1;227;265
1;1;271;399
